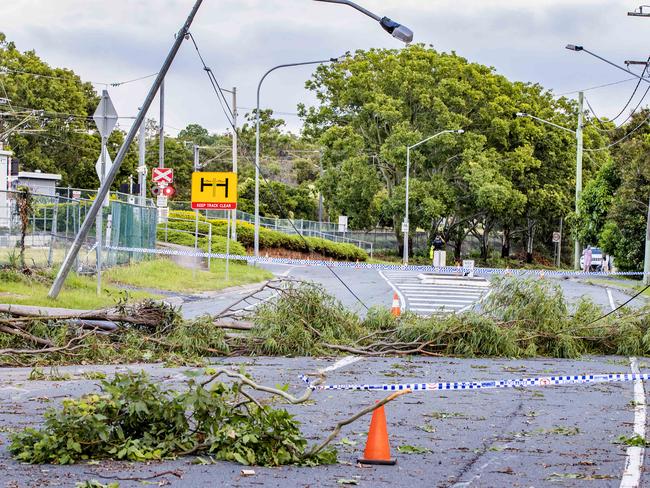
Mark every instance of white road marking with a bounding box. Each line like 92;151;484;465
378;270;406;310
319;356;363;373
380;270;489;316
620;357;646;488
607;288;617;312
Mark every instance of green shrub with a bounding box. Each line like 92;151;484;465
157;228;246;257
165;212;368;262
10;371;336;466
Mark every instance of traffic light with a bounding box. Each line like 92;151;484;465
162;184;176;198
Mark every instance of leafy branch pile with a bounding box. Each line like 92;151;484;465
9;370;336;466
238;278;650;359
3;276;648;365
0;295;230;366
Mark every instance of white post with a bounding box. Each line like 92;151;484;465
643;194;650;286
208;221;212;272
226;211;230;282
96;138;106;295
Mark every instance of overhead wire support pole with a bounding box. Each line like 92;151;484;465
574;92;584;271
159;80;165;168
566;42;650;279
138;107;146;205
48;0;204;299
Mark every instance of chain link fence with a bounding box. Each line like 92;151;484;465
0;189;157;272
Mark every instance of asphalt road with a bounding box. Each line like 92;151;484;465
178;264;645;321
1;355;647;487
379;270;491;316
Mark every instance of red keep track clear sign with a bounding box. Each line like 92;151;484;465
152;168;173;183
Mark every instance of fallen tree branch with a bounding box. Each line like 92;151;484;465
305;389;411;458
212;321;254;331
0;324;53;347
0;330;95;355
200;368;324;404
84;470;183;481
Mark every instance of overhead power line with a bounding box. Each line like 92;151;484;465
606;56;650;122
0;66;159;88
585;109;650;152
557;77;639;96
187;33;368;311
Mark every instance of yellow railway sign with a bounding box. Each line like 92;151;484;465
191;172;238;210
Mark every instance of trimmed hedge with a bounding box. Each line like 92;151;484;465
157;228;246;259
167;211;368;262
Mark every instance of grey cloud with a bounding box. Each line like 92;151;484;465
3;0;650;135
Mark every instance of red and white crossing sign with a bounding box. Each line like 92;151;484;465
152;168;173;184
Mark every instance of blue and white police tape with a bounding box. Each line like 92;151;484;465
299;372;650;392
106;245;649;277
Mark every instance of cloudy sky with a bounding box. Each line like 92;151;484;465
2;0;649;135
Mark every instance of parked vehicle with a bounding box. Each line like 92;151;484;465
579;247;604;271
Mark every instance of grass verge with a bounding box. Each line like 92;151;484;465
105;258;273;293
585;278;650;298
0;269;152;309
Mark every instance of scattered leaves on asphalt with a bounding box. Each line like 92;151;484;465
398;445;432;454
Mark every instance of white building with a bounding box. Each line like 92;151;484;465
0;148;13;228
13;170;62;196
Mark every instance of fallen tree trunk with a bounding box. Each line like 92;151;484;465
0;302;177;329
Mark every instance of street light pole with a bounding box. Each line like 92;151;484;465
254;59;337;257
516;103;584;270
403;130;464;265
313;0;414;43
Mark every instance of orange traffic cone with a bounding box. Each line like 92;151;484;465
358;404;396;465
391;293;401;317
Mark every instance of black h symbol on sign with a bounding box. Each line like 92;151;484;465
201;177;229;197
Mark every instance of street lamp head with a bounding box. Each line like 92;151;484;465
379;17;414;44
455;129;464;134
565;44;584;52
516;112;528;117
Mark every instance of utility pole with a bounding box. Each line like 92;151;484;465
159;80;165;168
626;5;650;283
138;107;147;205
230;86;237;241
574;91;584;270
49;0;204;298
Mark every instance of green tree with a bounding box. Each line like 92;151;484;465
303;45;592;258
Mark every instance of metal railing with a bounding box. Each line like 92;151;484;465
158;217;214;269
168;201;374;256
0;189;157;270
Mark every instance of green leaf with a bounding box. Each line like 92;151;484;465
397;445;432;455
